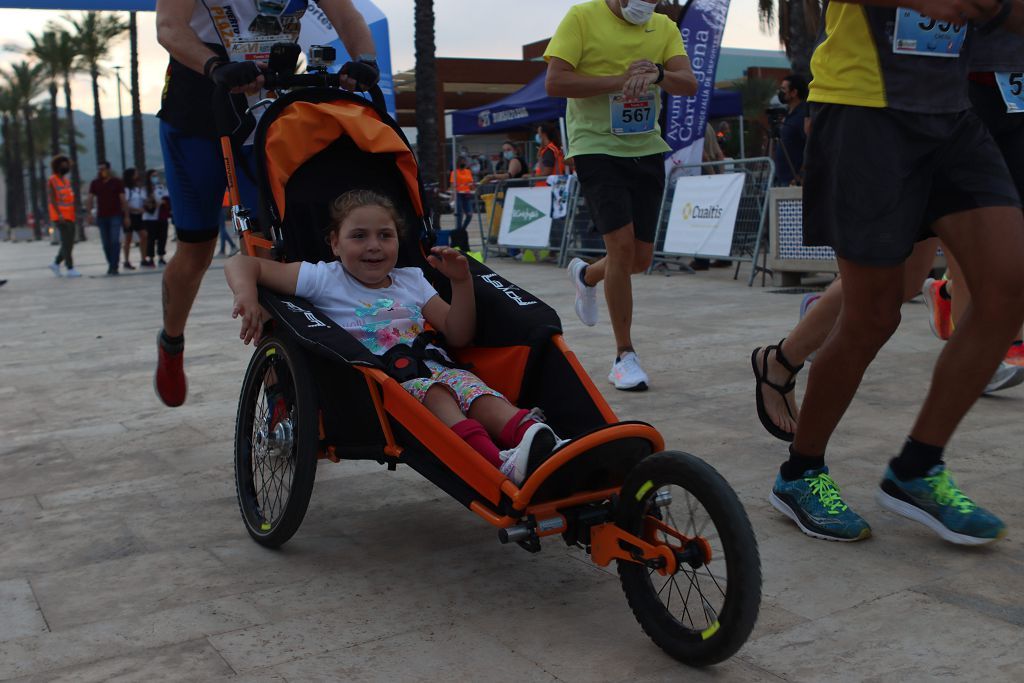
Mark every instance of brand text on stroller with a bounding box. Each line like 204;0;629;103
479;273;538;307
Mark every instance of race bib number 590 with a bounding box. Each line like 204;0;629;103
892;9;965;57
996;72;1024;114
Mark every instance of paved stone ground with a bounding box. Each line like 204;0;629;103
1;229;1022;682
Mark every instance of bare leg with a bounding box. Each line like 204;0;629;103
912;207;1024;445
581;225;652;355
138;230;149;263
162;238;217;337
122;231;132;264
421;385;467;427
756;238;940;435
467;394;519;438
792;259;904;456
945;249;967;328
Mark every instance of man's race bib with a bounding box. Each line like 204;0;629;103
995;72;1024;114
892;9;966;57
610;93;656;135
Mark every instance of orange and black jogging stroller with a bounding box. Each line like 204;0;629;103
223;58;761;667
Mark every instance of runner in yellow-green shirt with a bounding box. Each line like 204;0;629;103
545;0;696;391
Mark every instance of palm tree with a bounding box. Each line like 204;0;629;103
43;24;87;238
757;0;822;77
0;86;26;228
28;30;66;157
414;0;440;204
5;61;47;237
63;11;128;167
129;11;145;174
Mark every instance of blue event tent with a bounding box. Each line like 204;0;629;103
0;0;396;117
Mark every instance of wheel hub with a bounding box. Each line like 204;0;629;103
254;418;294;462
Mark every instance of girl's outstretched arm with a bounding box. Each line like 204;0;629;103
423;247;475;348
224;255;302;345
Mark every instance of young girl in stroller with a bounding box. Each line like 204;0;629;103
225;189;562;485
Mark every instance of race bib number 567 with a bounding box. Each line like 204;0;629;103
610;93;656;136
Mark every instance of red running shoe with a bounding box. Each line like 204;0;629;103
1005;342;1024;367
154;332;187;407
921;278;952;341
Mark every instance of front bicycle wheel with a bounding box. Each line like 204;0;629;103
616;451;761;666
234;334;318;548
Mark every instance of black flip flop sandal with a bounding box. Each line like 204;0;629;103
750;338;804;442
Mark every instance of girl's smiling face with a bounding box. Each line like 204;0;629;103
329;205;400;288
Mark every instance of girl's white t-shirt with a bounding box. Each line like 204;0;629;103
125;186;146;213
142;185;169;221
295;261;440;356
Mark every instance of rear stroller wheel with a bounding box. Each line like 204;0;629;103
234;334;318;548
616;451;761;666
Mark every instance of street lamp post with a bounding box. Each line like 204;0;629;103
113;65;127;173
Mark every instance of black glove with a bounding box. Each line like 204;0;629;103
209;60;262;89
340;58;380;90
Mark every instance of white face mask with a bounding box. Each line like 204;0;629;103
621;0;656;25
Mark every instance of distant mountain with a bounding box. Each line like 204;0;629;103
70;109;164;181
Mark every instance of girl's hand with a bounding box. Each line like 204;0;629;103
427;246;471;283
232;294;269;345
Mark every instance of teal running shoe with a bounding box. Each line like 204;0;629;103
877;464;1006;545
769;466;871;541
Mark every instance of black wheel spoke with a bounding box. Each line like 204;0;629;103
704;564;727;599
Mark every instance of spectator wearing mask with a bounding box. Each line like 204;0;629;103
773;73;809;186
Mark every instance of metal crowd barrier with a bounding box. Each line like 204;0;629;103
647;157;775;286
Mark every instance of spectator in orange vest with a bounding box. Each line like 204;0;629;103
448;157;475;251
47;155;80;278
533;122;565;186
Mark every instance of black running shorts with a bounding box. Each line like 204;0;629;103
573;153;665;243
803;103;1020;266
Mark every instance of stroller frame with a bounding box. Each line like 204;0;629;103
223;72;761;666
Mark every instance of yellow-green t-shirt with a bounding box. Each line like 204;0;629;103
544;0;686;158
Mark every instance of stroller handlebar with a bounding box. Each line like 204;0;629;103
214;65;388;139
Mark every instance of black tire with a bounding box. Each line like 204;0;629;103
616;451;761;666
234;334;318;548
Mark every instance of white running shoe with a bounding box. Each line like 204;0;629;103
609;351;649;391
567;257;598;327
984;362;1024;395
48;263;62;277
65;267;82;278
499;422;557;486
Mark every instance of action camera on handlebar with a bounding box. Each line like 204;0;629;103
308;45;337;74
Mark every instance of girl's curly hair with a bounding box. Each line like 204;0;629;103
326;189;405;242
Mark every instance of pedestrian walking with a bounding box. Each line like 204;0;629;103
46;155;80;278
545;0;697;390
142;169;170;267
86;161;128;276
122;168;150;270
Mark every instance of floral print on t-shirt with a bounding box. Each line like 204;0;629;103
351;297;426;355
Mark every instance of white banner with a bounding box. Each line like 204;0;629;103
497;187;553;249
663;173;744;257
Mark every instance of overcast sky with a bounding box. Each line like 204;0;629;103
0;0;779;116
